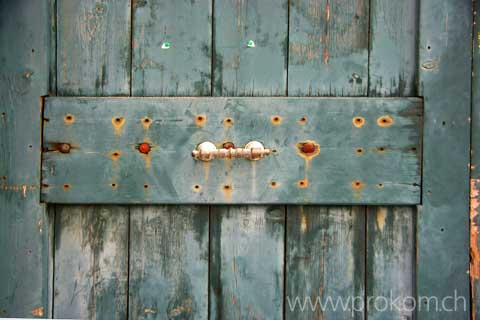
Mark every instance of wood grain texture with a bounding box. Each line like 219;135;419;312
0;1;50;317
285;206;365;319
41;97;422;204
128;206;209;319
213;0;288;96
132;0;212;96
288;0;369;96
367;2;418;318
369;0;418;96
57;0;131;96
210;205;285;319
417;0;472;318
366;207;415;319
53;206;129;319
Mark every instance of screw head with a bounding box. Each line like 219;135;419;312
301;142;316;154
138;143;151;154
59;143;71;153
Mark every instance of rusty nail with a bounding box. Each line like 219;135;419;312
138;143;151;154
59;143;71;154
222;142;235;149
301;142;316;154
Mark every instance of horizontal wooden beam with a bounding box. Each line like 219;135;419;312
42;97;422;204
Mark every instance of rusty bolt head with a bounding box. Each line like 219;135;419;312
222;142;235;149
138;143;151;154
301;142;316;154
59;143;71;153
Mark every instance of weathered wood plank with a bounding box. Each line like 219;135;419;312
213;0;288;96
366;2;417;318
0;1;50;317
285;206;365;319
128;206;209;319
210;205;284;319
132;0;212;96
53;206;129;319
369;0;418;96
417;0;472;318
471;0;480;318
288;0;369;96
366;207;415;319
57;0;131;96
41;97;422;204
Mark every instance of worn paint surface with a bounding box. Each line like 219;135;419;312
417;0;472;318
288;0;369;96
0;1;51;317
42;97;422;204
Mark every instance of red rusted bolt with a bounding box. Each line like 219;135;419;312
59;143;71;154
301;142;316;154
138;143;151;154
222;142;235;149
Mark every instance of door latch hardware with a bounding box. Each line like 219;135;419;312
192;141;271;161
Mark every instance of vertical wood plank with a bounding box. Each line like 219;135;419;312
285;206;365;319
54;1;131;318
57;0;131;96
471;1;480;318
132;0;212;96
129;2;212;319
367;1;417;319
53;206;129;319
366;207;415;319
128;206;209;319
213;0;288;96
0;1;50;317
210;206;285;319
418;0;472;318
288;0;369;96
211;1;287;318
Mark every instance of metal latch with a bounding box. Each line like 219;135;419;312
191;141;271;161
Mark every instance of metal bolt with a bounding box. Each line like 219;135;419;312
301;142;316;154
59;143;71;154
138;143;151;154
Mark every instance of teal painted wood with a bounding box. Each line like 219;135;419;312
368;0;418;96
285;206;365;319
213;0;288;96
472;1;480;317
366;207;415;319
288;0;369;96
366;1;417;319
53;206;129;319
132;0;211;96
41;97;422;204
417;0;472;318
129;206;209;319
210;205;284;319
56;0;131;96
0;1;50;317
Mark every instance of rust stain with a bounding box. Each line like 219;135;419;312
142;117;152;130
192;184;201;192
222;184;233;201
351;180;365;199
31;307;44;317
377;183;384;189
223;117;234;127
195;114;206;127
297;179;309;188
110;150;121;161
298;116;307;125
376;146;386;154
64;114;75;125
63;184;71;191
377;116;394;127
22;184;27;198
269;181;280;188
271;115;283;126
203;162;210;183
471;178;480;314
296;140;321;163
110;183;118;189
112;116;125;135
376;207;387;231
352;117;365;128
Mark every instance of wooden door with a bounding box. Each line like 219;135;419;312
0;1;473;319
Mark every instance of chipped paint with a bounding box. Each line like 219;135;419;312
471;179;480;304
300;207;308;233
195;114;206;126
376;207;387;231
144;308;157;314
111;116;125;135
377;115;394;127
22;184;27;198
31;307;44;317
352;117;365;128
